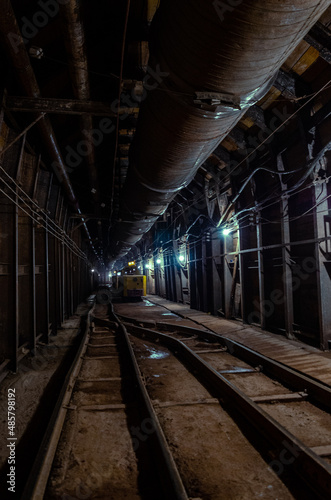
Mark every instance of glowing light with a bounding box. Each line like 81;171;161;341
117;271;121;276
145;264;150;269
91;269;95;272
156;258;161;264
223;228;231;236
179;255;185;262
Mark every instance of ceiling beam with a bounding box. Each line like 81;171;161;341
304;22;331;64
4;96;139;116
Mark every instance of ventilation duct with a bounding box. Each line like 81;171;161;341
109;0;331;261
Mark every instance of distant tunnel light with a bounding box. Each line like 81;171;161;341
179;255;185;262
156;258;161;264
223;228;231;236
145;264;150;269
91;269;95;273
117;271;122;276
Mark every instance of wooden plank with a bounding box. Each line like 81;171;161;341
80;404;126;411
252;392;308;404
310;445;331;457
194;348;227;354
87;343;117;347
77;377;122;382
152;398;219;408
82;355;118;360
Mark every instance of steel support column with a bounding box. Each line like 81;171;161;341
280;194;295;339
314;180;331;349
13;187;19;372
257;213;266;330
31;220;36;353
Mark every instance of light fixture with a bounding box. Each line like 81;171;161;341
91;269;95;272
145;264;150;269
179;255;185;262
156;258;161;264
223;228;231;236
117;271;122;276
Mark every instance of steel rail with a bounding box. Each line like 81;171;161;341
124;322;331;500
109;303;189;500
116;312;331;411
21;313;91;500
22;304;188;500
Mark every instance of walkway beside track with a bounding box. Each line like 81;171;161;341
131;296;331;387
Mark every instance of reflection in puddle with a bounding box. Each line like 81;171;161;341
143;345;169;360
220;366;256;374
161;312;176;316
142;299;156;307
153;374;165;378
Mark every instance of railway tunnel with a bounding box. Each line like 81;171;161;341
1;0;331;498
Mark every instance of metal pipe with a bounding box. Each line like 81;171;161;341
59;0;100;202
109;0;331;261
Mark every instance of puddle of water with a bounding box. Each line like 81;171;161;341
143;345;169;360
153;374;165;378
225;366;255;373
161;312;177;316
142;299;156;307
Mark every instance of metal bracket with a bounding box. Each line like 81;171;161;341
194;91;241;111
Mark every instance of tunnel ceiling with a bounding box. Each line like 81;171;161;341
1;0;331;268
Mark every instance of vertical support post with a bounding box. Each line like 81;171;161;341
238;226;247;322
224;235;233;319
314;180;331;350
202;235;208;312
256;213;265;329
31;220;36;352
280;194;295;339
44;221;50;343
211;229;222;315
70;249;74;315
13;188;19;373
61;241;65;322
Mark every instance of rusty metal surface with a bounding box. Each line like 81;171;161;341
110;0;331;260
0;0;78;209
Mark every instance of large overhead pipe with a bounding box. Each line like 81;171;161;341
109;0;331;261
60;0;100;203
0;0;78;209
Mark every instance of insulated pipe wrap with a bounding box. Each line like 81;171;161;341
110;0;331;261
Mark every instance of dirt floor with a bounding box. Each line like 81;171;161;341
0;300;91;497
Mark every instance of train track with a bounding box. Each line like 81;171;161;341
23;303;188;500
22;301;331;499
117;313;331;499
